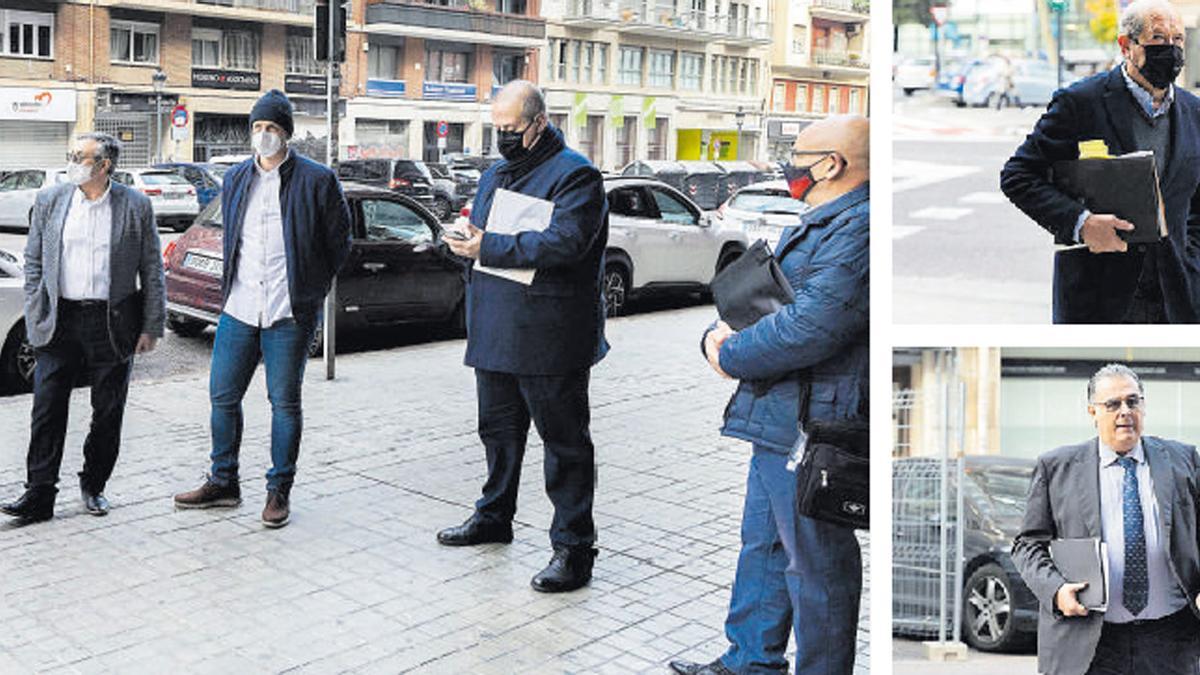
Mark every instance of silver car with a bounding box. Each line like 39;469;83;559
0;168;67;230
0;248;34;393
603;177;748;316
963;59;1068;108
716;180;807;250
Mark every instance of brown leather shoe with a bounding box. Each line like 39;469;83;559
174;478;241;509
261;489;290;529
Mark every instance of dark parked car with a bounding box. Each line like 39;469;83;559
154;162;223;208
893;455;1039;652
163;184;465;353
336;159;436;210
620;160;729;211
429;161;476;218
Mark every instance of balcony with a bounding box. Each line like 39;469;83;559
562;0;770;44
107;0;314;24
810;48;869;72
367;0;546;47
808;0;869;22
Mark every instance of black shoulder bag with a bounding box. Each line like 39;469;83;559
794;417;869;530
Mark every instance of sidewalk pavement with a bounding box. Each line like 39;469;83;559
893;637;1037;675
0;305;869;674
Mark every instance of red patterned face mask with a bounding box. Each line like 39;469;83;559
781;152;835;202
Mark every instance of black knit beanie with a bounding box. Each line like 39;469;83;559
250;89;294;138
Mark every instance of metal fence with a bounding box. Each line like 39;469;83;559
892;353;967;645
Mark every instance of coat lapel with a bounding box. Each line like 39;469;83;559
1078;439;1103;538
1101;67;1138;156
1144;437;1176;548
1161;94;1188;191
107;181;125;302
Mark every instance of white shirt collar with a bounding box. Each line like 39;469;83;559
254;150;290;179
72;180;113;207
1099;438;1145;467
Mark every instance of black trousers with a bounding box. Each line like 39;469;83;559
1086;608;1200;675
472;368;595;549
26;301;134;494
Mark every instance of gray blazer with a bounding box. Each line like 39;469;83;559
1013;436;1200;675
23;181;166;358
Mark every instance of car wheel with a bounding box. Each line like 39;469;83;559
433;196;452;222
984;92;995;109
167;315;207;338
963;563;1025;652
604;263;630;318
1;321;35;394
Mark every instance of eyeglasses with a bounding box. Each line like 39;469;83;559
1093;395;1144;413
67;152;101;164
790;149;837;159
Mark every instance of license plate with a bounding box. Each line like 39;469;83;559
183;252;222;276
163;192;187;200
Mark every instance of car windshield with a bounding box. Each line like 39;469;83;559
208;164;231;179
730;191;804;215
965;468;1032;519
141;172;191;185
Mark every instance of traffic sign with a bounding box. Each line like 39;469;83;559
930;5;948;26
436;120;449;138
1048;0;1068;11
171;105;188;128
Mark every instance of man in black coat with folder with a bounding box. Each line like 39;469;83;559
1013;363;1200;675
437;81;609;594
1000;0;1200;323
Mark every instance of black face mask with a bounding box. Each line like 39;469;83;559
1137;42;1184;90
497;121;538;162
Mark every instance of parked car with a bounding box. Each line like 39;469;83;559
620;160;729;211
895;56;937;95
963;59;1072;108
163;184;465;353
336;159;436;211
110;168;200;232
602;176;748;316
893;456;1039;653
423;161;475;222
936;58;987;107
712;161;772;204
0;248;35;393
0;168;66;230
430;161;477;214
154;162;223;208
716;180;807;249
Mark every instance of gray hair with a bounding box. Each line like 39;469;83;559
1087;363;1145;402
522;86;547;124
77;132;120;174
1120;0;1180;40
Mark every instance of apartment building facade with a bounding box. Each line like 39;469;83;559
767;0;869;161
539;0;772;171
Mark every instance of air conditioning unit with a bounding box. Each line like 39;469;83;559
846;24;859;37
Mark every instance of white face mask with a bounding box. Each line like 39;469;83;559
66;161;97;186
252;130;285;158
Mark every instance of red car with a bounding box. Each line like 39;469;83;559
164;184;466;353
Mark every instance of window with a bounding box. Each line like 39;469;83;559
725;57;736;93
849;88;862;114
553;39;567;81
111;21;159;65
192;29;221;68
223;30;259;71
3;10;52;58
796;84;808;112
286;32;321;75
711;55;719;92
772;82;786;112
647;119;667;160
493;51;522;88
0;173;22;191
495;0;527;13
608;187;651;218
829;86;840;113
650;187;697;225
738;59;748;94
679;52;703;91
748;59;757;95
597;44;608;84
615;116;636;167
618;46;643;86
426;48;470;83
360;199;434;244
813;84;826;113
648;50;674;88
370;44;401;79
581;43;593;85
570;41;581;83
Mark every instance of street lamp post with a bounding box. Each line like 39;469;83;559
734;105;745;161
152;69;167;164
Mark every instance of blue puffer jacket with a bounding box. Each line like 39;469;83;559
714;183;869;453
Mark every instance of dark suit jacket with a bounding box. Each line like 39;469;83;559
1013;436;1200;675
1000;66;1200;323
463;126;609;376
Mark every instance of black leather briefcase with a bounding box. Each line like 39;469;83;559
709;239;794;331
795;418;869;530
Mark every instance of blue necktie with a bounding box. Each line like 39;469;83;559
1118;456;1148;616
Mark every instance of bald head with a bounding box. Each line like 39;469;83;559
788;115;868;204
493;80;546;127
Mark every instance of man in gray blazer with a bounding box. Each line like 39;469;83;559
0;132;165;523
1014;363;1200;675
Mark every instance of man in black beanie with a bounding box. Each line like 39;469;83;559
174;89;352;528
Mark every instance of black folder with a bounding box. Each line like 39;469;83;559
1049;538;1109;611
1052;151;1166;244
709;239;794;331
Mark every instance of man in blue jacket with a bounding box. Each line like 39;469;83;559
1000;1;1200;323
174;90;352;529
438;81;609;593
671;116;869;675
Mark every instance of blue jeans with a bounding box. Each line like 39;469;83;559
208;313;315;491
721;446;862;675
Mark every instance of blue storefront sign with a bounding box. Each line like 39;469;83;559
366;79;408;97
423;82;476;102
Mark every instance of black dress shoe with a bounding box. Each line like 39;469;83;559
530;546;597;593
81;488;109;516
667;658;736;675
0;487;57;523
436;514;513;546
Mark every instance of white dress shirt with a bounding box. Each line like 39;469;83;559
60;182;113;301
224;154;293;327
1097;440;1188;623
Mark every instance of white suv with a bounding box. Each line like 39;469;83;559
0;168;67;230
603;177;748;316
0;248;34;393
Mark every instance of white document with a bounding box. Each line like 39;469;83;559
474;188;556;286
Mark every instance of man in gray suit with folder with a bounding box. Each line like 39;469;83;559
1014;363;1200;675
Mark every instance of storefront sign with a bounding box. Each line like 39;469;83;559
423;82;476;102
366;79;407;97
347;144;407;160
192;69;262;91
0;88;76;122
285;74;327;96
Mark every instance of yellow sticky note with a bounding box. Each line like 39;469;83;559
1078;140;1111;159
